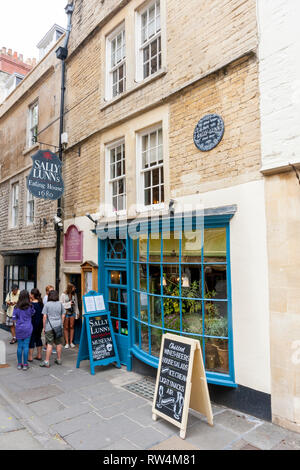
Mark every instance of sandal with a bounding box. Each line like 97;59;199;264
34;357;42;361
10;338;17;344
28;359;33;362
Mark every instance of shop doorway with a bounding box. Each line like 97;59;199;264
69;273;82;344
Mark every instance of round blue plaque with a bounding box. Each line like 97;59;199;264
193;114;224;152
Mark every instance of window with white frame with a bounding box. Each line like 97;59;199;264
138;0;161;80
28;101;38;147
140;127;164;206
107;25;126;99
11;183;19;228
107;141;126;213
26;189;34;225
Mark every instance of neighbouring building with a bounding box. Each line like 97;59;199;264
0;47;35;103
60;0;273;421
0;29;65;315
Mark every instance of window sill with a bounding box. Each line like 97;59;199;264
23;143;40;156
101;67;168;111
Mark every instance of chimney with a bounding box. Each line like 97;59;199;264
19;54;23;62
32;58;37;67
13;51;18;59
8;49;12;56
1;47;6;55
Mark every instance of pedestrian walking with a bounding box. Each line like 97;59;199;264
12;290;34;371
5;284;20;344
40;290;65;368
42;285;56;354
61;283;79;349
28;288;43;362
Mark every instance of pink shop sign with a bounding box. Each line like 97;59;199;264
64;225;83;263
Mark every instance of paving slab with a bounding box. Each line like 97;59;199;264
150;435;200;450
92;389;142;410
243;422;289;450
213;410;261;434
14;384;64;404
78;382;117;399
51;411;102;437
43;402;95;426
126;426;168;449
185;421;238;450
0;407;24;433
28;397;66;417
103;438;142;450
0;429;44;450
98;396;148;419
55;391;90;407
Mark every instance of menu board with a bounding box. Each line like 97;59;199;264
154;338;191;423
88;314;115;362
152;333;213;439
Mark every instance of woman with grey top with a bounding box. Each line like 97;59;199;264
40;290;65;368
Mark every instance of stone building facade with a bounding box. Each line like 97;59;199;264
0;35;64;311
60;0;273;421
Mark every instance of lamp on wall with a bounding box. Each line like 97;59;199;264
85;213;98;231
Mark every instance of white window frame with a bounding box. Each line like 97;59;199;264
27;101;39;148
11;182;19;228
105;139;127;216
106;23;126;101
136;124;164;210
136;0;161;82
26;189;35;225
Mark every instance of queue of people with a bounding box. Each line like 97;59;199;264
4;283;80;370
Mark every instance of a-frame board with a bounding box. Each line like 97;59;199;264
76;291;121;375
152;333;213;439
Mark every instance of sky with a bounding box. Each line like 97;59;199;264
0;0;68;60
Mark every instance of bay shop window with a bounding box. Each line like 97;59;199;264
98;211;235;386
131;220;234;386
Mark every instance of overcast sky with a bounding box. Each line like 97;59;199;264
0;0;67;60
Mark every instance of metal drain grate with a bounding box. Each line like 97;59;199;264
123;377;156;401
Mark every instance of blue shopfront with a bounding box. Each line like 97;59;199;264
96;207;236;389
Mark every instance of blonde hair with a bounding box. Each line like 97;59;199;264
45;285;54;295
65;283;75;298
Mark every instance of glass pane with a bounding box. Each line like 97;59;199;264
139;235;148;262
163;232;180;262
141;324;149;353
205;265;227;300
182;302;202;335
110;271;121;285
152;168;159;186
150;327;162;358
120;271;127;285
181;265;202;298
182;230;202;263
152;185;159;205
144;171;151;188
204;227;226;263
109;302;119;317
109;288;119;302
145;188;151;205
139;264;147;291
149;236;161;262
163;298;181;331
149;265;161;294
163;264;179;296
206;338;229;374
112;319;120;334
204;302;228;336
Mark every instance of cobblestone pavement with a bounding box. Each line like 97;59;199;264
1;328;300;451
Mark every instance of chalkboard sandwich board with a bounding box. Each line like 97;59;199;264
152;333;213;439
76;291;121;375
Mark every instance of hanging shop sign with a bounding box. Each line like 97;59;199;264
193;114;224;152
152;333;213;439
64;225;83;263
76;291;121;375
27;149;64;200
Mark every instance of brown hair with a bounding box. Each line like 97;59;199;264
65;283;75;299
48;290;59;302
31;288;43;306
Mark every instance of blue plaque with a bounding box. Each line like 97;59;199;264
193;114;224;152
27;149;64;201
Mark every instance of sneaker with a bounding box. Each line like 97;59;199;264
40;361;50;368
42;347;47;352
55;358;62;365
52;349;57;354
17;364;22;370
70;343;75;348
10;337;17;344
23;365;29;371
64;344;69;349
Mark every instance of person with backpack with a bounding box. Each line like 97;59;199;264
12;290;34;370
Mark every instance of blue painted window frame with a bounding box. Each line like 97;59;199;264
129;214;236;388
